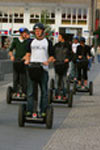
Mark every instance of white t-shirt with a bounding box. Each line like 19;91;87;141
30;38;49;71
72;43;80;53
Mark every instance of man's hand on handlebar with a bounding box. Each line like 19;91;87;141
10;56;15;61
87;56;90;60
48;56;54;63
78;56;82;59
64;59;69;63
42;61;49;66
24;60;30;65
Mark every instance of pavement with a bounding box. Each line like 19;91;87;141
0;62;100;150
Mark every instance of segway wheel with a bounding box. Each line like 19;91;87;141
7;86;12;104
48;89;53;104
73;81;77;95
50;79;55;89
68;90;73;108
18;104;25;127
89;81;93;96
46;105;53;129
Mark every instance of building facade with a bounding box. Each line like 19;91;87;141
0;0;96;46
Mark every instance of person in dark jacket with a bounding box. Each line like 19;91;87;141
52;33;72;100
9;28;29;96
76;37;91;88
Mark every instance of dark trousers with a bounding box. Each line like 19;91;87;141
13;65;27;93
77;60;88;81
27;69;48;113
55;65;68;97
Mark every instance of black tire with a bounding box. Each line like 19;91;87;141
89;81;93;96
48;89;53;104
18;104;26;127
50;79;55;89
6;86;12;104
46;105;53;129
68;90;73;108
73;81;77;95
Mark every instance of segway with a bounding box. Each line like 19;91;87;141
73;80;93;96
73;59;93;95
48;61;73;107
18;62;53;129
6;59;26;104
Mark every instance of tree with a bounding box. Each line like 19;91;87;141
40;10;54;39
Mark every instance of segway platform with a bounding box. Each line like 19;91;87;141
74;81;93;95
18;104;53;129
25;115;45;124
7;86;26;104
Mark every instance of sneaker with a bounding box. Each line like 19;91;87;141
32;113;37;118
74;78;77;81
85;85;88;89
54;96;58;99
63;96;67;100
41;113;46;117
13;93;17;97
58;96;61;100
17;93;20;97
26;112;32;117
21;93;26;97
77;85;81;89
82;86;85;89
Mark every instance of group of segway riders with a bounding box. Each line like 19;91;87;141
8;23;93;129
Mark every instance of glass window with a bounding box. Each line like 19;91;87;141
62;13;66;19
78;9;82;19
4;13;8;17
0;12;2;17
14;18;23;23
83;9;87;19
14;13;18;17
73;8;76;19
35;14;39;18
67;8;71;19
51;13;55;18
20;14;23;17
30;14;34;18
9;14;12;18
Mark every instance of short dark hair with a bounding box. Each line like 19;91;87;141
59;33;67;41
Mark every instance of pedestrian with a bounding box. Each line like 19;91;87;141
96;44;100;63
91;45;95;63
70;36;80;81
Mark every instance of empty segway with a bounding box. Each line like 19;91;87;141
48;61;73;107
18;62;53;129
6;59;26;104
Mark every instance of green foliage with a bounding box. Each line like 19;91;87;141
41;10;54;39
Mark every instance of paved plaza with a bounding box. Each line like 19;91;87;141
0;62;100;150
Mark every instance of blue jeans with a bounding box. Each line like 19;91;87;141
55;72;67;97
27;69;49;113
88;58;92;69
70;61;78;79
